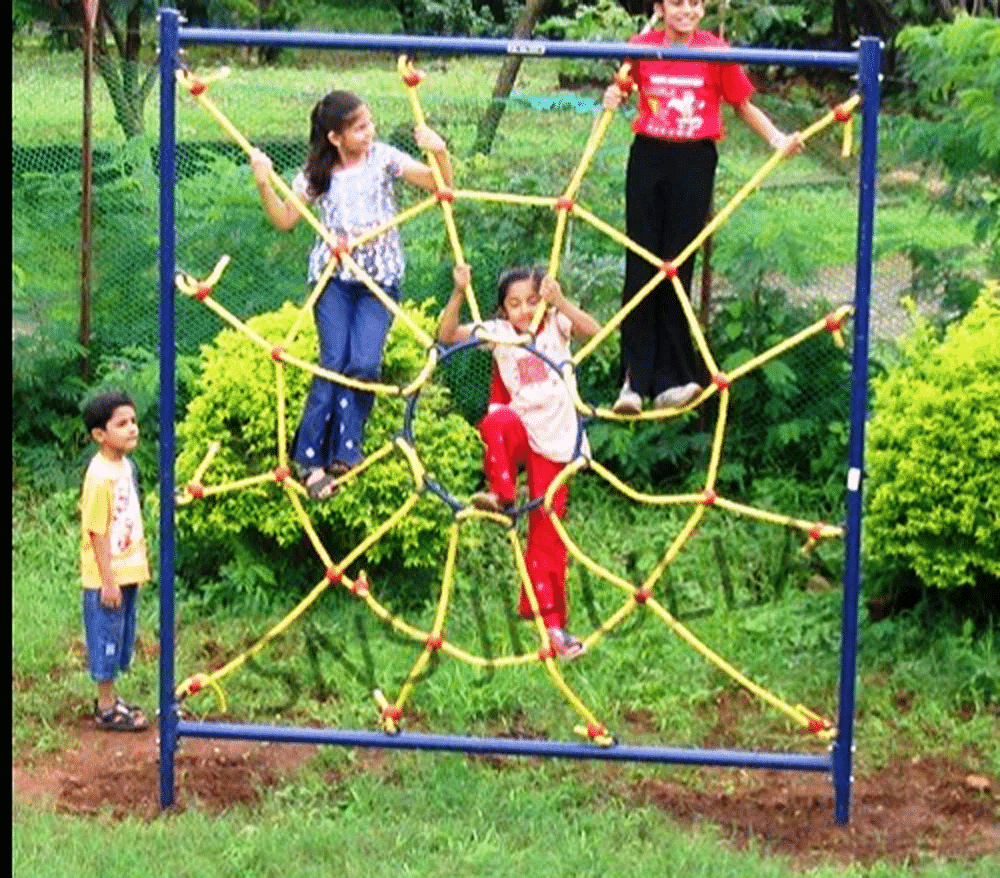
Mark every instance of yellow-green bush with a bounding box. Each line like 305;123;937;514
175;298;482;592
865;282;1000;594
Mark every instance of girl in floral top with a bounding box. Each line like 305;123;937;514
251;90;453;498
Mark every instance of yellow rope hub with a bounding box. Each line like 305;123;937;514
172;61;858;745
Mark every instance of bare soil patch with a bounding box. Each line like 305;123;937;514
12;712;999;868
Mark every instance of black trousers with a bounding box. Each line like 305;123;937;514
620;135;718;399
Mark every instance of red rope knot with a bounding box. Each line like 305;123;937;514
426;635;444;651
634;586;653;604
713;372;731;391
328;236;350;264
189;80;206;96
556;196;576;214
808;718;831;734
660;261;678;279
403;69;424;88
825;312;846;333
809;522;827;543
586;723;608;740
382;704;403;721
615;75;635;96
702;490;718;507
194;284;212;301
187;483;204;500
324;567;342;584
834;104;853;123
274;466;291;483
270;346;285;363
435;188;455;203
187;677;203;694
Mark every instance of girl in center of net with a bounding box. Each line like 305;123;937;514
438;264;601;659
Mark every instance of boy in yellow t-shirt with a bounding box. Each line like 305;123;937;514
80;390;151;731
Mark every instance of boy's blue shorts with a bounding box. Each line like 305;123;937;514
81;584;140;683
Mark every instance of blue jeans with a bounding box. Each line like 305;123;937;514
293;277;397;470
82;585;140;683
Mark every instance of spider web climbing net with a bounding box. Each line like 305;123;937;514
172;57;859;746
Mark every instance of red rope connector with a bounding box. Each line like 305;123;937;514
556;196;576;214
189;80;206;96
538;645;557;661
808;718;831;734
274;466;291;483
615;75;635;97
270;346;285;362
328;236;350;264
660;261;678;279
352;576;370;597
587;723;608;740
825;312;846;332
187;483;204;500
188;677;203;694
702;489;718;507
713;372;731;391
325;567;342;584
834;104;853;123
194;285;212;301
634;586;653;604
435;188;455;203
403;69;424;88
382;704;403;721
809;522;827;543
825;311;848;347
426;635;444;651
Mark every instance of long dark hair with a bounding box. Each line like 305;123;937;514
303;90;365;196
495;265;546;317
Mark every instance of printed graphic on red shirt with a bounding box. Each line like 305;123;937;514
643;74;708;139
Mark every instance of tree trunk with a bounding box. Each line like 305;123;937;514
94;0;152;138
473;0;551;156
831;0;853;47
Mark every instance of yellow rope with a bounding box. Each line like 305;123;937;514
171;63;853;742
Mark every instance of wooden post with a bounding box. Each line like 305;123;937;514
80;0;99;377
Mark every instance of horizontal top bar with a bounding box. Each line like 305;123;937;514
174;26;859;70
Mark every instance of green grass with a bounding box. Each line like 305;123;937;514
13;485;1000;876
15;760;1000;878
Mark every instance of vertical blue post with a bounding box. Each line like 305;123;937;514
157;6;181;811
834;35;882;825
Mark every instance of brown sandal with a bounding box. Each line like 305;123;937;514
95;699;148;732
305;469;339;500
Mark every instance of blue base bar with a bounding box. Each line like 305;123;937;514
176;719;832;772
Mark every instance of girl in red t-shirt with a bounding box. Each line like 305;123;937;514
604;1;802;415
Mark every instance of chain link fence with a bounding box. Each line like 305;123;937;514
13;45;907;504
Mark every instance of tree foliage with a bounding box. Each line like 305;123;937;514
895;14;1000;271
17;1;160;137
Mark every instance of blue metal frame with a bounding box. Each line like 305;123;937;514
157;8;880;822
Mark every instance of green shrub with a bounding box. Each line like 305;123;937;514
11;322;89;492
175;297;482;599
865;282;1000;595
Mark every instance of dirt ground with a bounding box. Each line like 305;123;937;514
11;713;999;870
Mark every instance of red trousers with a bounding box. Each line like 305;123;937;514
478;404;570;630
